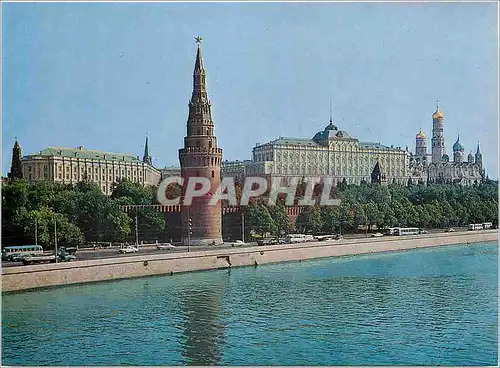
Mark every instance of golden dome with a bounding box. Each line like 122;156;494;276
416;130;426;139
432;101;443;119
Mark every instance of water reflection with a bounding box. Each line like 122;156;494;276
179;284;225;365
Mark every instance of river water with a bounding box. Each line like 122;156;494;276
2;242;497;366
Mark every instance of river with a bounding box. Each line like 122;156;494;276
2;241;497;366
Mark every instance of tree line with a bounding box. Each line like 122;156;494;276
2;179;165;249
2;178;497;248
243;180;498;238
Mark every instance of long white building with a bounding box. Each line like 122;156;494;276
21;139;161;195
223;121;409;185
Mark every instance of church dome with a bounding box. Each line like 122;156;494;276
442;154;449;162
416;130;426;139
453;136;464;152
432;105;444;120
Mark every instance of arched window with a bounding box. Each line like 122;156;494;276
209;140;212;149
212;170;215;178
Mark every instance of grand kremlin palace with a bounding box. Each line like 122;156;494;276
222;121;409;185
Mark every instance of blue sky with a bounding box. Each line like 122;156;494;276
2;2;498;178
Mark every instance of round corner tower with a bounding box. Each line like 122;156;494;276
178;38;223;246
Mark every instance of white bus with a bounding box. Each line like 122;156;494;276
394;227;419;236
286;234;315;244
483;222;493;229
2;245;44;261
468;223;483;231
385;227;399;236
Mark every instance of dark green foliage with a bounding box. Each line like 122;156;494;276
1;178;162;248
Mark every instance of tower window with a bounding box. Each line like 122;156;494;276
212;170;214;178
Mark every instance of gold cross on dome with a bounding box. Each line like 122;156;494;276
195;36;203;44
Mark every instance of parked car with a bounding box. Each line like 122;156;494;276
232;240;246;247
371;232;384;238
444;228;455;233
419;229;428;234
157;243;176;250
119;246;139;254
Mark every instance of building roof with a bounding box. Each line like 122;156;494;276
267;137;321;147
453;136;464;152
259;136;400;151
358;141;393;150
416;130;426;139
25;146;142;163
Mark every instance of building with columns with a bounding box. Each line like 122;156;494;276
410;104;484;185
222;118;409;186
179;38;223;246
20;139;161;195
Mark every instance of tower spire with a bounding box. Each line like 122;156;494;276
9;138;23;180
143;135;152;165
191;36;208;105
329;98;332;123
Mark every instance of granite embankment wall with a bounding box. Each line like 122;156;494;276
2;230;497;292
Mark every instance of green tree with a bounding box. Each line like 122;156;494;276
295;205;323;234
268;202;291;236
246;204;276;237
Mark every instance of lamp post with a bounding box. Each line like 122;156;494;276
54;217;58;263
188;207;192;253
241;209;245;243
135;206;139;247
35;217;38;245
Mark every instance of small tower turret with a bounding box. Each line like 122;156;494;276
467;151;474;164
8;138;23;180
452;135;464;164
475;143;482;168
142;135;152;165
415;129;427;163
371;160;386;184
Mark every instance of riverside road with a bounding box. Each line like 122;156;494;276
2;228;473;267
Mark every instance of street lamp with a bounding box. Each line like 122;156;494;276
188;216;192;252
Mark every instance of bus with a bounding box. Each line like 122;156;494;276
394;227;419;236
468;223;483;231
2;245;44;261
285;234;315;244
385;227;399;236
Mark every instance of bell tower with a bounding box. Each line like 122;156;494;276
178;37;223;246
431;100;445;163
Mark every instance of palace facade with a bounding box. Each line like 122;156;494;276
222;119;409;185
19;137;161;195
